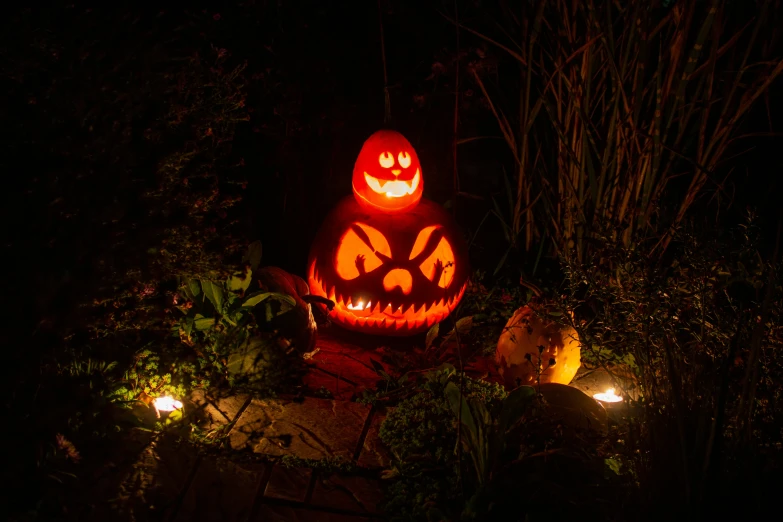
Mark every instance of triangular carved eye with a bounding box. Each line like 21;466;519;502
409;225;456;288
335;222;392;280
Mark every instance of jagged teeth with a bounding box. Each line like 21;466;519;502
307;265;468;332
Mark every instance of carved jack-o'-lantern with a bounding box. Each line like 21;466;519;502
352;130;423;213
308;197;468;335
308;130;468;335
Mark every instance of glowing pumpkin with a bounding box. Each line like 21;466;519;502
496;305;581;388
352;130;423;213
308;197;468;335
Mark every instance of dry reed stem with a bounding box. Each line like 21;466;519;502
455;0;782;261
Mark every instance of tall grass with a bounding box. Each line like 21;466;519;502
453;0;783;261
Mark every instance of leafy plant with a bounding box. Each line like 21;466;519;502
555;216;783;515
379;364;508;520
444;379;536;514
171;260;306;394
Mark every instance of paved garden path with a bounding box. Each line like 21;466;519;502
81;332;395;521
75;329;621;521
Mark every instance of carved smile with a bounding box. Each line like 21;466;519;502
364;170;420;198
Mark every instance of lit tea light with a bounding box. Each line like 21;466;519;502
593;388;623;403
153;396;183;418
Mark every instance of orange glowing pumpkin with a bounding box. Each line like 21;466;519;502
352;130;423;213
308;197;468;335
496;305;581;388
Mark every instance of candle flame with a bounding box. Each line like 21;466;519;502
593;388;623;403
153;396;183;412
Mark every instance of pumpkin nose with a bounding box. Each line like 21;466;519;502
391;169;401;176
383;268;413;295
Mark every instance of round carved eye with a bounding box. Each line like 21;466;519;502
397;151;411;169
378;152;395;168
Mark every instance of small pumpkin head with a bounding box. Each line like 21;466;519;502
308;197;468;335
352;130;423;213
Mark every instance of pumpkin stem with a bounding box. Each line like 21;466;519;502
301;294;335;310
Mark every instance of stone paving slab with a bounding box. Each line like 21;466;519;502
308;334;387;391
310;474;385;514
174;456;268;522
80;428;156;520
356;407;393;469
263;465;313;503
86;432;199;522
190;389;250;431
86;333;405;520
302;367;357;401
253;504;374;522
229;396;372;460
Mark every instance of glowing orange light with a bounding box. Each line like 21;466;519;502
153;396;183;418
309;265;466;333
352;130;424;213
593;388;623;403
383;269;413;294
309;142;469;336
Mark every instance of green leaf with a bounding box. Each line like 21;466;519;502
445;381;490;483
369;358;385;374
242;241;263;271
242;292;273;308
164;408;184;424
498;385;536;433
232;310;247;325
605;458;623;475
188;279;202;298
425;323;440;350
183;319;194;336
428;362;456;383
241;291;296;309
227;266;252;293
194;317;215;331
442;316;473;345
454;316;473;335
445;382;483;443
200;280;224;312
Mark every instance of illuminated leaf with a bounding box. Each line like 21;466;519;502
227;266;252;293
